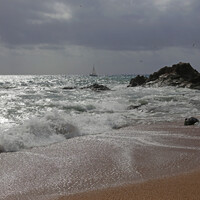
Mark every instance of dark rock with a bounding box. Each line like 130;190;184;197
190;75;200;84
127;105;141;110
149;62;199;82
0;145;5;153
184;117;199;126
189;75;200;89
128;62;200;90
128;75;148;87
148;66;172;82
63;87;77;90
87;83;110;91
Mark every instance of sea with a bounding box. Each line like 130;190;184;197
0;74;199;153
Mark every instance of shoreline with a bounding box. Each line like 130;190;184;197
57;168;200;200
56;122;200;200
1;121;200;200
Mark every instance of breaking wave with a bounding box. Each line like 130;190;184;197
0;111;80;152
0;75;200;153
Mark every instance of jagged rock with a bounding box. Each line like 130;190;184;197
184;117;199;125
128;75;148;87
148;62;199;82
128;62;200;89
87;83;110;91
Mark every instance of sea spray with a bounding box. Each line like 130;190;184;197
0;75;200;152
0;111;80;152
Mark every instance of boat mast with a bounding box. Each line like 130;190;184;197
92;64;96;75
90;64;97;76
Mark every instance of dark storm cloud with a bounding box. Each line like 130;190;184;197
0;0;200;51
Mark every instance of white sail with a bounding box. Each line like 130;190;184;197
90;65;97;76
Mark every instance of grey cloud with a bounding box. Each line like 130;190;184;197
0;0;200;51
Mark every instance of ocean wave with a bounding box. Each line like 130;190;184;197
0;75;200;153
0;111;80;152
62;104;96;112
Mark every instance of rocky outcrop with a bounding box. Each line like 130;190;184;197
128;62;200;89
63;83;110;91
87;83;110;91
128;75;148;87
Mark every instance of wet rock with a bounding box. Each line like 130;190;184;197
87;83;110;91
184;117;199;126
128;62;200;89
63;87;77;90
128;75;148;87
148;62;199;82
0;145;5;153
127;105;141;110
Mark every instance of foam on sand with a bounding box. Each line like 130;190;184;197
1;122;200;199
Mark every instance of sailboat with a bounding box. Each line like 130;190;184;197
89;65;98;77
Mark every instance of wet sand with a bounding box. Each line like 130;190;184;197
58;169;200;200
57;122;200;200
1;121;200;200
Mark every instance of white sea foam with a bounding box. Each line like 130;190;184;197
0;111;80;152
0;75;200;152
0;75;200;199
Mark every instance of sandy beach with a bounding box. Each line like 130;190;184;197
1;121;200;200
57;122;200;200
58;169;200;200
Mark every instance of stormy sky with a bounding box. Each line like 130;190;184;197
0;0;199;75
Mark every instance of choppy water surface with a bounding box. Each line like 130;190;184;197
0;75;199;152
0;75;200;200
